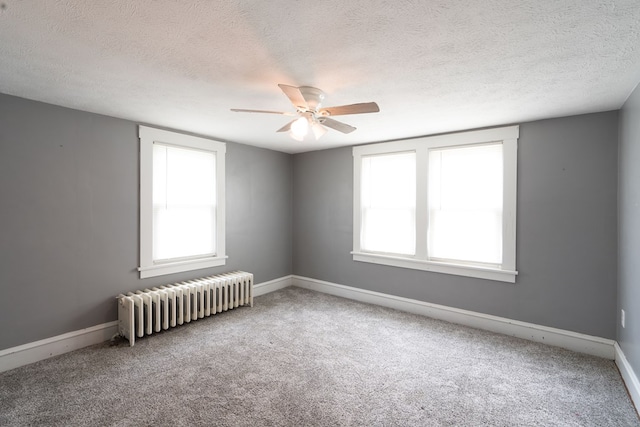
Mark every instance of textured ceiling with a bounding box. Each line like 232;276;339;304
1;1;640;153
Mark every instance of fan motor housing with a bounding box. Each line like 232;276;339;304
298;86;325;111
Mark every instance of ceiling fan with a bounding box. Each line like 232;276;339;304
231;84;380;141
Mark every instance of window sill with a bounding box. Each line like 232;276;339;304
351;252;517;283
138;256;228;279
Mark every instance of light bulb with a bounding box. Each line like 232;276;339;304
290;117;309;139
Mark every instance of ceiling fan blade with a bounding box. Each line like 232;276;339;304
311;122;327;140
278;84;308;110
231;108;295;116
321;118;356;134
276;120;296;133
319;102;380;116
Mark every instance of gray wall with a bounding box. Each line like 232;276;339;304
0;93;292;350
618;83;640;373
293;112;619;339
0;90;622;351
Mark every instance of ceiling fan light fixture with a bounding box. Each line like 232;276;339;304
290;116;309;139
231;84;380;141
311;121;327;140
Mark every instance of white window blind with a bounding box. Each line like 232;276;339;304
360;152;416;255
152;144;217;262
428;143;503;265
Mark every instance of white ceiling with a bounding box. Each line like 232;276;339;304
1;1;639;154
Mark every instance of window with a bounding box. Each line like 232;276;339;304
138;126;226;279
352;126;518;282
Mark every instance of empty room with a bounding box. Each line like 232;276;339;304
1;1;640;425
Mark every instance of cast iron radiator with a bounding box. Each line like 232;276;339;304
117;271;253;346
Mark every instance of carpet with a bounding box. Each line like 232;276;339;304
0;287;638;426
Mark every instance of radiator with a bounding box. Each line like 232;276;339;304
117;271;253;346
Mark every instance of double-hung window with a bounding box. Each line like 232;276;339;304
353;126;518;282
138;126;226;279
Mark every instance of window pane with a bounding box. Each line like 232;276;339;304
428;143;503;264
153;144;216;262
361;152;416;255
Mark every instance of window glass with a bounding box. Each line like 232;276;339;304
428;143;503;265
361;152;416;255
152;144;217;262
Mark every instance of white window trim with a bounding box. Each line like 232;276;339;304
138;126;227;279
352;125;518;283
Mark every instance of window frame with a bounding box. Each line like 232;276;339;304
352;125;518;283
138;126;226;279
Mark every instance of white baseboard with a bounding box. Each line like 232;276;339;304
253;275;293;297
0;321;119;373
615;342;640;412
292;275;616;359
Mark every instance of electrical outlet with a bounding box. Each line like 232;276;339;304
621;309;626;328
